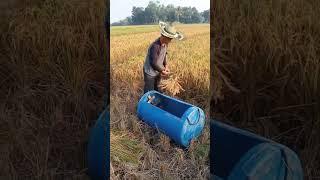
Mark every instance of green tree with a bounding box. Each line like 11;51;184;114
191;7;202;23
201;10;210;23
176;6;182;22
131;7;145;25
112;1;208;26
166;4;177;23
180;7;193;23
144;1;158;23
158;4;168;22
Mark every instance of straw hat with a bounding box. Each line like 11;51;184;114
159;21;184;40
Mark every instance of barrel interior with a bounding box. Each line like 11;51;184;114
149;93;192;118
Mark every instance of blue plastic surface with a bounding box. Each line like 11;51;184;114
87;110;110;180
210;120;303;180
137;90;205;147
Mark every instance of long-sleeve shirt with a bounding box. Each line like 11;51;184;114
143;38;167;77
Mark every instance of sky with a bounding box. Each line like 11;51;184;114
110;0;210;23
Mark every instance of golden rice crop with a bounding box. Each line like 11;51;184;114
1;0;106;178
213;0;320;179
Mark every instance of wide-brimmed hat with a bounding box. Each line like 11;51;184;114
159;21;184;40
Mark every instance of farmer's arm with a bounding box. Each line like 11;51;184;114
150;45;165;72
163;52;167;67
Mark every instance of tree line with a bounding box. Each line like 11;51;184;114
112;1;209;26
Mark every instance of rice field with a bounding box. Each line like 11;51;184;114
0;0;106;179
110;24;210;179
212;0;320;179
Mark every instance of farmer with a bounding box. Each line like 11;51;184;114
143;21;184;94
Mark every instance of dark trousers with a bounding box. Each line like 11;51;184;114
143;72;161;94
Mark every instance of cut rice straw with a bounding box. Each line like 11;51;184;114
159;75;184;96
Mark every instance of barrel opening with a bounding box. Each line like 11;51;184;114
147;92;192;118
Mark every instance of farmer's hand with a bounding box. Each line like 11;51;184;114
165;66;170;73
161;69;170;76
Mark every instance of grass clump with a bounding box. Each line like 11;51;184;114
111;132;143;165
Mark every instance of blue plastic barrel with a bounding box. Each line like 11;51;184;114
137;90;205;147
210;120;303;180
87;110;110;180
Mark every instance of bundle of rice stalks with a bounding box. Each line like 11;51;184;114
159;75;184;96
110;132;143;165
